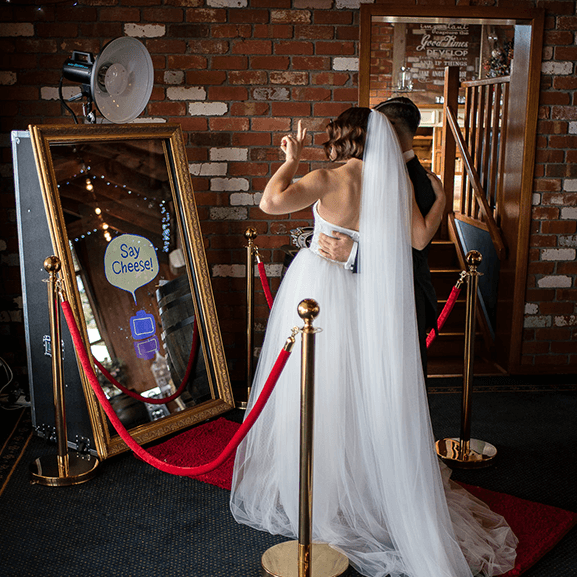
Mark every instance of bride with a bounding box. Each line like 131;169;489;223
230;108;517;577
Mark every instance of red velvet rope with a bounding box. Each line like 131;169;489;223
426;285;462;348
61;299;291;476
92;316;199;405
257;261;274;310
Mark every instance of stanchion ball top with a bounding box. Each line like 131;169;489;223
244;227;258;240
44;255;61;272
466;250;482;267
298;299;320;321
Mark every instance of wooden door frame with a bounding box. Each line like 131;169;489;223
359;5;545;374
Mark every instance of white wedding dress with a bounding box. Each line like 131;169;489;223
230;111;517;577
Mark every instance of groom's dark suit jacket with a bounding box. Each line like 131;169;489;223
407;155;438;377
353;154;437;377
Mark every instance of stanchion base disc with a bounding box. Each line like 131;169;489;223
436;437;497;469
237;401;249;410
30;452;100;486
262;541;349;577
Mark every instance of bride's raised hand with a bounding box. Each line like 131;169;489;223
280;120;307;162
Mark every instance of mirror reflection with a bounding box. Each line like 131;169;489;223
51;139;214;429
368;17;515;109
30;124;234;458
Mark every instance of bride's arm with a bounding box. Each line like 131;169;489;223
411;172;446;250
260;121;328;215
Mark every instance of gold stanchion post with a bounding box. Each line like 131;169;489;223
261;299;349;577
30;256;100;486
436;250;497;468
239;227;257;410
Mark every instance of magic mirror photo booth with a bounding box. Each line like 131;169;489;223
12;38;234;474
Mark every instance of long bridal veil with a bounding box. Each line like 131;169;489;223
351;110;474;576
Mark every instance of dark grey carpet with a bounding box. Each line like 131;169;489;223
0;381;575;577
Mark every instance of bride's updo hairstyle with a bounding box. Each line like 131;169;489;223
323;107;371;162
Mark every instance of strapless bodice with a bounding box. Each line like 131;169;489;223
308;202;360;266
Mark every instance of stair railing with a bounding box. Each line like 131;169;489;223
441;66;508;261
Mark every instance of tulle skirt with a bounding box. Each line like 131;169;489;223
230;248;517;577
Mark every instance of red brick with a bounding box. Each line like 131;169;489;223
315;41;355;56
333;87;359;102
229;8;270;23
209;117;249;132
211;56;248;70
253;24;293;39
270;71;309;85
540;302;575;315
531;354;569;365
188;39;228;54
535;327;572;340
540;220;577;234
557;262;577;274
208;87;249;102
292;56;330;70
532;207;561;220
250;56;290;70
552;106;577;121
539;92;571;105
314;10;353;24
526;288;557;302
336;26;361;41
274;41;314;55
168;55;208;69
551;342;577;354
143;7;183;21
211;24;252;38
294;25;334;40
271;102;311;117
292;87;331;101
557;289;577;300
538;120;568;135
522;341;550;355
147;39;187;54
528;262;555;275
228;70;268;85
185;70;226;84
232;40;273;55
230;102;269;117
549;135;577;148
185;8;226;23
233;132;271;146
544;30;575;44
556;16;577;30
312;72;349;86
251;117;292;132
229;162;269;176
542;193;577;206
533;178;562;192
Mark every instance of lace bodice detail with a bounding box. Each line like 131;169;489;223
308;202;360;266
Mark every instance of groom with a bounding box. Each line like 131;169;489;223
318;97;444;378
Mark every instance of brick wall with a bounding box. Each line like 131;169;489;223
0;0;576;389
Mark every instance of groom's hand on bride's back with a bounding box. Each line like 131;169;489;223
318;232;354;262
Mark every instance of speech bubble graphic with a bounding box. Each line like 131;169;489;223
104;234;159;304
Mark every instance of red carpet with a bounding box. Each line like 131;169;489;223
146;417;577;577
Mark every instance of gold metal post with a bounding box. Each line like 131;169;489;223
436;250;497;469
30;256;99;486
261;299;349;577
239;227;258;410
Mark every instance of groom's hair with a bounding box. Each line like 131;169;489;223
374;97;421;136
323;107;371;162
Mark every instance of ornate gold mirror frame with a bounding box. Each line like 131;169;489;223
29;123;234;459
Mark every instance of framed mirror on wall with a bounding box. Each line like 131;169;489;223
29;123;234;459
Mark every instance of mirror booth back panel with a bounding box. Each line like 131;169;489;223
12;131;98;456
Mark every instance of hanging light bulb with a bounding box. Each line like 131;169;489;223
94;207;102;215
104;231;112;242
85;178;94;191
102;222;109;230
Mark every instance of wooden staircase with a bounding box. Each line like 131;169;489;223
426;238;506;379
